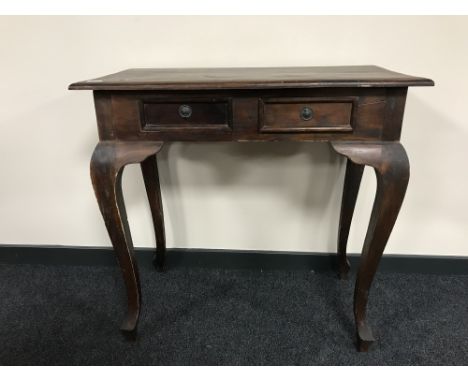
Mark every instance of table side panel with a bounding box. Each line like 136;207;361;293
382;87;408;141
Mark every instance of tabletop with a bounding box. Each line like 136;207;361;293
68;65;434;91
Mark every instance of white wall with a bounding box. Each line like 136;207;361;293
0;16;467;256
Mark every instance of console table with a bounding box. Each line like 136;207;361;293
69;66;433;351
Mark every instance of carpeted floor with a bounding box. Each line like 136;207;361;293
0;262;466;365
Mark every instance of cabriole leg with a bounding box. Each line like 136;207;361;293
90;141;163;339
331;142;410;352
337;159;364;279
141;154;166;271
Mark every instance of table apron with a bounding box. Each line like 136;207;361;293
93;88;407;142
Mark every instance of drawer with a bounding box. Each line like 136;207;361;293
259;98;355;133
141;101;231;131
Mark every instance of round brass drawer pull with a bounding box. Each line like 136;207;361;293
178;104;192;119
300;106;313;121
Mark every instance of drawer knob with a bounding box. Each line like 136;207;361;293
178;104;192;119
300;106;313;121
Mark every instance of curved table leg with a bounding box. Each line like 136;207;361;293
337;159;364;279
141;154;166;272
331;142;410;352
90;141;163;339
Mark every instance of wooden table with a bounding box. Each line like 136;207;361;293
69;66;433;351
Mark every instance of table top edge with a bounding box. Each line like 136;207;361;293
69;66;435;91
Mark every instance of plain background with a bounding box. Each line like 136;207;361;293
0;16;467;256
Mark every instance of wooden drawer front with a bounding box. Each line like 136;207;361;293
260;99;354;133
142;101;231;131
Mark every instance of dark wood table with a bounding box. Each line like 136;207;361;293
69;66;433;351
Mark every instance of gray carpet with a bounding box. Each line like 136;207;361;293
0;262;466;365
